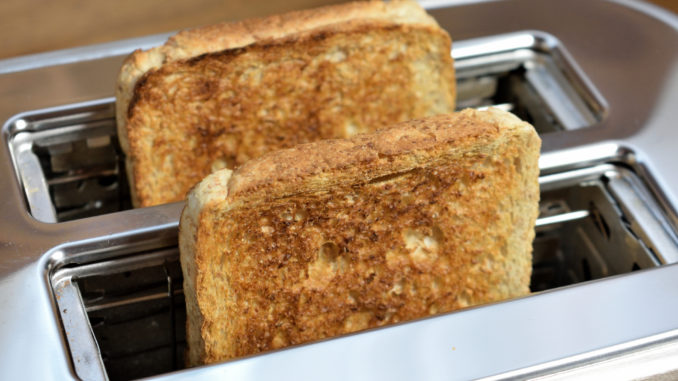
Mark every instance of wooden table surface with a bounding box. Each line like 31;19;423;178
1;0;676;60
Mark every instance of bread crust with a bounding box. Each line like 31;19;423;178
116;0;439;129
180;108;541;365
228;109;515;200
116;1;455;207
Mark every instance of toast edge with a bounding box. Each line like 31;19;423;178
179;168;234;367
226;108;537;203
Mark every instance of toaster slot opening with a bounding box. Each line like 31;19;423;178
532;172;661;291
454;33;604;133
53;248;183;381
50;164;673;381
7;32;603;223
9;101;130;222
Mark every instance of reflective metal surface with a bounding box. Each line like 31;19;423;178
1;0;678;380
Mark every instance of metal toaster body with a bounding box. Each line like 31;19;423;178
2;0;678;380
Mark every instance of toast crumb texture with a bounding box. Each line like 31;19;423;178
116;0;456;207
179;108;541;366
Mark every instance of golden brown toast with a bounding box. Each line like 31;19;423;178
179;108;541;366
116;0;456;207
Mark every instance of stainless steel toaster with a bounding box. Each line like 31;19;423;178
2;0;678;379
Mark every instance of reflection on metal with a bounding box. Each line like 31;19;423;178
535;210;589;228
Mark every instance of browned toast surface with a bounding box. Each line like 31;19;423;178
116;1;456;207
179;108;541;366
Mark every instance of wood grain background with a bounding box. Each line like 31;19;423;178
1;0;676;59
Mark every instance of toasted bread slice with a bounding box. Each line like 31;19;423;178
116;0;456;207
179;108;541;366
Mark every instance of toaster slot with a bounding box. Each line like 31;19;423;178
50;163;673;381
7;32;603;223
454;33;604;133
9;100;129;222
